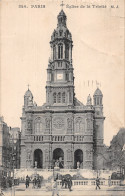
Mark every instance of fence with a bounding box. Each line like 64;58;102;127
57;179;121;187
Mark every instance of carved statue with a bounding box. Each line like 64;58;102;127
87;94;92;105
27;120;32;129
35;161;37;168
77;161;80;169
46;119;50;128
67;119;72;129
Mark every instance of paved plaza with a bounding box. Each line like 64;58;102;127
2;184;125;196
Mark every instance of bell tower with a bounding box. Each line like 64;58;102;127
46;9;75;106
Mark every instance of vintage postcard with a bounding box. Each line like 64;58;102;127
0;0;124;196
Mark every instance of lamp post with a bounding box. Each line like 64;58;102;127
11;155;15;196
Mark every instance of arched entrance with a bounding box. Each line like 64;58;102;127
34;149;43;168
53;148;64;168
74;149;83;169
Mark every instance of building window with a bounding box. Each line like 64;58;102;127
94;98;96;105
65;44;69;60
57;92;61;103
51;73;54;81
69;91;72;103
59;30;63;36
66;72;69;81
100;97;102;105
35;119;43;134
53;93;56;103
97;97;99;105
62;92;66;103
58;44;63;59
53;45;56;60
75;118;84;133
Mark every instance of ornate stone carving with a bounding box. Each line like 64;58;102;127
53;117;64;129
67;118;72;129
27;149;32;160
27;120;32;130
46;118;50;128
87;119;93;129
86;150;92;159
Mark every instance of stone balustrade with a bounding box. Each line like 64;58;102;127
25;134;92;142
57;179;121;187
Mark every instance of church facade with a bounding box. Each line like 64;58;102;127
20;10;105;170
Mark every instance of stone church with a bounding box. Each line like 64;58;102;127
20;9;105;170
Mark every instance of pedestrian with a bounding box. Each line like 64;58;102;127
108;176;111;187
25;175;29;188
33;177;37;189
52;176;59;196
96;177;101;190
67;177;72;191
61;176;65;188
0;189;4;196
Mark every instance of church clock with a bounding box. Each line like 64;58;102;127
57;73;63;80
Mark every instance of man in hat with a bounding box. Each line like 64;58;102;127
96;177;101;190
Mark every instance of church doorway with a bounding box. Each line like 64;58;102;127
34;149;43;168
74;149;83;169
53;148;64;168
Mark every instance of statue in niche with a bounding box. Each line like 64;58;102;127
27;120;32;130
67;119;72;129
87;120;92;129
35;161;37;168
46;119;50;128
27;150;31;160
77;161;80;169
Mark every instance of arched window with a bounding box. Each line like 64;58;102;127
57;92;61;103
69;91;72;103
97;97;99;105
100;97;102;105
53;93;56;103
65;44;69;60
66;72;69;81
51;73;54;81
75;118;84;133
62;92;66;103
53;45;56;60
35;118;43;134
58;44;63;59
94;98;96;105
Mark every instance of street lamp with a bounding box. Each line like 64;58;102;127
11;155;15;196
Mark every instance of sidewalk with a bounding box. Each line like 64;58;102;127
2;184;125;196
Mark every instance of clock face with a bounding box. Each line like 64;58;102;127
57;73;63;80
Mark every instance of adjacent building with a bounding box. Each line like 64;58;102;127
20;9;105;170
0;117;11;183
9;127;21;169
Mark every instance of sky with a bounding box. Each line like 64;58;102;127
0;0;124;146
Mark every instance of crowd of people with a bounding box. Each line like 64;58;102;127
0;176;18;189
25;175;43;189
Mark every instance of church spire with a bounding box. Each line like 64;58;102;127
57;9;67;27
46;9;75;106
